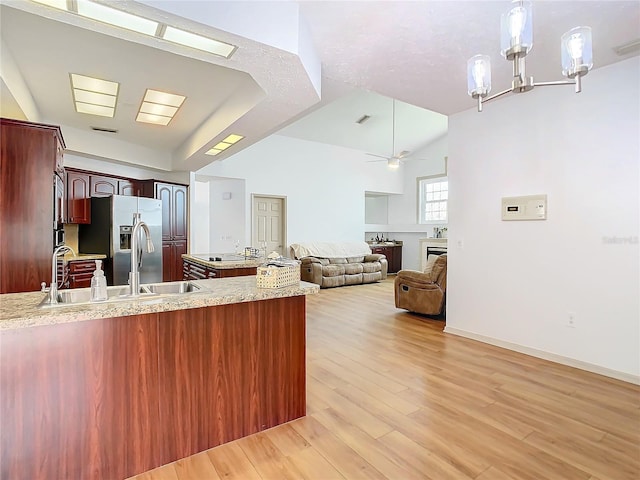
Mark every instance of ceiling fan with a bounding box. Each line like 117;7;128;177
365;98;413;169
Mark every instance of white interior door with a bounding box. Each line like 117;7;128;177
252;196;285;256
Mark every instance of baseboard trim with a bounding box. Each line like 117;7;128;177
443;326;640;385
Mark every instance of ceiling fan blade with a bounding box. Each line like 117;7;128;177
366;158;387;163
397;150;411;159
365;153;390;160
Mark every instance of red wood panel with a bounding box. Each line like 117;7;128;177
1;297;306;479
0;120;57;293
0;314;161;480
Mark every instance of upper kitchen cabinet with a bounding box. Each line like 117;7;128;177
142;181;188;242
90;175;118;197
66;170;91;224
118;179;142;197
0;118;65;294
142;181;188;281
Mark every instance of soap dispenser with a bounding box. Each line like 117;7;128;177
90;259;108;302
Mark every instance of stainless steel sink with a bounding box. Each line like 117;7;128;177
140;281;204;295
39;285;153;308
39;281;207;308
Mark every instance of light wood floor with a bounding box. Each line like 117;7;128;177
131;279;640;480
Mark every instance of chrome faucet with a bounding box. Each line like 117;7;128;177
49;245;76;304
129;213;154;297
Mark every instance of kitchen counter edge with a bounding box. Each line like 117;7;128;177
0;277;319;331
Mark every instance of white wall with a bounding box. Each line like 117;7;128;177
446;57;640;381
198;134;402;247
192;179;210;253
208;178;246;253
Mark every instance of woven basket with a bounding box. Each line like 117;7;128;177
256;264;300;288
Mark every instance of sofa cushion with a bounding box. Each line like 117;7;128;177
362;262;381;273
424;254;439;274
431;255;447;285
347;256;365;263
329;258;347;265
344;273;363;285
322;276;345;288
344;263;364;275
323;264;345;277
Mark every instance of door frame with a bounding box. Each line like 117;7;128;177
251;194;287;256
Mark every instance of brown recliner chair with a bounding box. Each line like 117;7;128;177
394;254;447;317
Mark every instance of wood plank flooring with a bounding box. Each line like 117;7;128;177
130;279;640;480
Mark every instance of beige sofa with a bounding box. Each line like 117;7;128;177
290;242;388;288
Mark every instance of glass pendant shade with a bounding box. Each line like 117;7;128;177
561;26;593;78
388;158;400;169
467;55;492;97
500;1;533;58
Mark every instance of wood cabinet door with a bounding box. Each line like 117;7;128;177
172;185;188;241
161;242;172;282
118;180;142;196
171;241;187;282
66;171;91;224
156;184;173;242
90;175;118;197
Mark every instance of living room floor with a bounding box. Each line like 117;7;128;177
132;279;640;480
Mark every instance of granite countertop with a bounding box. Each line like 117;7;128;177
183;253;264;269
63;253;107;261
0;277;319;331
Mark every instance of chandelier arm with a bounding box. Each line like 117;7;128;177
533;76;582;93
482;87;512;103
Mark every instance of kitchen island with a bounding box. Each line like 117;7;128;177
182;253;263;279
0;277;318;480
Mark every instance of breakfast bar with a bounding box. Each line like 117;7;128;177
0;277;319;480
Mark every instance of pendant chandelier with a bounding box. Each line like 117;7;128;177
467;0;593;112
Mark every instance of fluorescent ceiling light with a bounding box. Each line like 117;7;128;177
71;73;119;95
31;0;67;10
163;26;236;58
143;89;185;108
70;73;119;118
136;112;171;126
205;134;244;156
76;0;158;36
76;103;115;117
136;89;186;126
73;90;116;107
139;102;178;117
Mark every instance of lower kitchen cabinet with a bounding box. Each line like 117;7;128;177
163;240;187;282
60;259;103;289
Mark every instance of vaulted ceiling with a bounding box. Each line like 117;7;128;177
1;1;638;172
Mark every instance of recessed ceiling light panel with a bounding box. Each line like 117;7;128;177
70;73;119;118
31;0;67;10
136;89;185;126
136;112;172;126
163;26;236;58
76;0;159;36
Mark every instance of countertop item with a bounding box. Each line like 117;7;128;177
0;276;319;330
183;253;264;269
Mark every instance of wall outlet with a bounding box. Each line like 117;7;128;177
567;311;577;328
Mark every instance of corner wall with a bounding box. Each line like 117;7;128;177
446;57;640;381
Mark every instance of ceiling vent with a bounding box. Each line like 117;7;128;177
91;126;118;133
614;38;640;56
355;114;371;125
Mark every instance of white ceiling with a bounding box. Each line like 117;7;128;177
1;1;638;172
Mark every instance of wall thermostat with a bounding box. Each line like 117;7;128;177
501;194;547;221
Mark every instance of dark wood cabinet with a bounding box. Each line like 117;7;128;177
89;175;118;197
66;170;91;224
142;181;189;281
0;118;65;294
68;259;101;289
371;244;403;274
118;179;142;196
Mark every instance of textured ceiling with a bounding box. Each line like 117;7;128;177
1;1;638;171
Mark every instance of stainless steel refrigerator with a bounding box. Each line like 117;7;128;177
78;195;163;286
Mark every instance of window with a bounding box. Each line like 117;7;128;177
418;176;448;223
